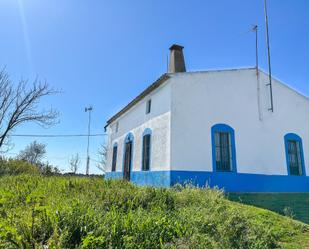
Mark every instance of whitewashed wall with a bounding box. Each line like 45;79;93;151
106;81;172;173
170;69;309;175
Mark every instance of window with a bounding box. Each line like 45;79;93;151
111;144;117;172
211;124;237;172
146;99;151;114
115;122;119;133
142;129;151;171
215;132;232;171
284;133;306;176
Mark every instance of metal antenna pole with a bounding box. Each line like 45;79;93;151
252;25;263;121
252;25;259;75
264;0;274;112
85;106;93;175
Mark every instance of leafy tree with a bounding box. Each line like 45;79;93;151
40;161;60;175
17;141;46;166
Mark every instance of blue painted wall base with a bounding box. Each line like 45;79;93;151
105;170;309;192
105;171;170;187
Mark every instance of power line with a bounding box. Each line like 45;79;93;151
10;134;106;138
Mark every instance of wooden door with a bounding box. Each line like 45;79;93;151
123;141;132;181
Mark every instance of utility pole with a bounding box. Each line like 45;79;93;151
85;106;93;175
264;0;274;112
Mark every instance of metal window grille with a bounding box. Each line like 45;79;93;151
111;146;117;172
288;140;302;176
215;132;232;171
142;134;151;171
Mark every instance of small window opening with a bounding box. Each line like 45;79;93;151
115;122;119;133
146;99;151;114
111;145;117;172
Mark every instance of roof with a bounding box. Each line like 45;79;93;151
105;67;309;129
105;73;170;127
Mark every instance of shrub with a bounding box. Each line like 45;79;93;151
0;158;40;175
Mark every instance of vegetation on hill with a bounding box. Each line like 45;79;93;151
0;157;59;176
0;175;308;249
228;193;309;224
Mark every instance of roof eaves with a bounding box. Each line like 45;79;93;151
105;73;170;128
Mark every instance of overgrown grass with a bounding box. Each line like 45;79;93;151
0;175;308;249
228;193;309;224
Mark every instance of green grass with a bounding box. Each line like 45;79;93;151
228;193;309;224
0;175;308;249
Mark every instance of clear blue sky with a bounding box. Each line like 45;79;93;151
0;0;309;173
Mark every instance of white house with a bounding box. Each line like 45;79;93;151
105;44;309;192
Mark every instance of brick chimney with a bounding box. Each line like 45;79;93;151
168;44;186;73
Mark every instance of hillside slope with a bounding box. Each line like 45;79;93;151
0;175;308;249
228;193;309;224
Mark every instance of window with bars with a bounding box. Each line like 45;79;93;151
287;140;302;176
111;145;117;172
215;132;232;171
142;133;151;171
284;133;305;176
211;124;236;172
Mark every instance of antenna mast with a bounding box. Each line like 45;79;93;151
252;25;263;121
85;106;93;175
264;0;274;112
252;25;259;75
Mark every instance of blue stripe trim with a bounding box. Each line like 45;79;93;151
105;171;170;187
105;170;309;192
171;171;309;192
131;171;170;187
105;171;123;179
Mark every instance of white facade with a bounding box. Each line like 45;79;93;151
106;81;172;173
105;68;309;192
170;69;309;174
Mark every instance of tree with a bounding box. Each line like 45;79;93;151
18;141;46;166
96;144;107;173
69;153;80;174
0;69;58;151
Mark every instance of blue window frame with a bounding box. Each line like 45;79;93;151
111;143;118;172
284;133;306;176
142;129;152;171
211;124;237;172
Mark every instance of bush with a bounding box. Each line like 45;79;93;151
0;158;40;175
0;157;59;176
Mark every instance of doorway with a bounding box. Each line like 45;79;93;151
123;135;133;181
